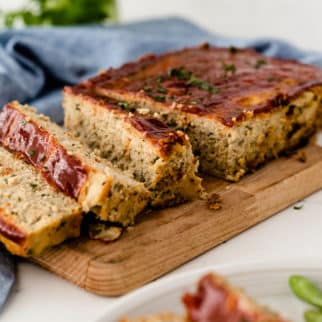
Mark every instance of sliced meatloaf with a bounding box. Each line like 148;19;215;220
0;146;82;257
0;101;150;226
63;85;203;207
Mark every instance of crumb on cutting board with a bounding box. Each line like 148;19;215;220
207;193;223;210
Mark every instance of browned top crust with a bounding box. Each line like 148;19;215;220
82;44;322;126
64;85;187;156
0;103;88;199
129;116;186;155
0;209;26;244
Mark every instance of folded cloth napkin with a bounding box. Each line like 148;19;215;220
0;16;322;309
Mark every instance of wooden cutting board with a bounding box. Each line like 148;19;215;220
33;144;322;296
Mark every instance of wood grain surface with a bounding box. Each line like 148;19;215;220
33;145;322;296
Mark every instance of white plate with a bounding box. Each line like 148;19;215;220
98;260;322;322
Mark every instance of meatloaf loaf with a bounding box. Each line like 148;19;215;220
0;146;82;257
63;85;203;207
85;44;322;181
0;101;150;226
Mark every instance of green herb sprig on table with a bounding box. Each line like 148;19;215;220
2;0;118;27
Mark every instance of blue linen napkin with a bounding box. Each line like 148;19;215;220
1;16;322;309
0;247;15;311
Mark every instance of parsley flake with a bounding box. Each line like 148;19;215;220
30;183;38;191
222;63;237;74
150;95;166;102
157;86;167;94
255;58;267;69
28;150;36;157
155;75;165;83
117;101;136;111
187;76;219;94
228;46;239;54
168;66;192;80
143;85;152;92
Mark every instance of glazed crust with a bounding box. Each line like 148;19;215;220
0;146;83;257
0;101;150;225
0;208;26;244
64;85;186;157
0;102;88;198
84;44;322;127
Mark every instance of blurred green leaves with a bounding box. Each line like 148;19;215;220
2;0;118;27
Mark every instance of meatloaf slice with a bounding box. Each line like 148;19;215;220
63;85;203;207
0;146;82;257
0;101;150;226
86;44;322;181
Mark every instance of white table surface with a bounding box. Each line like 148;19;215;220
1;1;322;321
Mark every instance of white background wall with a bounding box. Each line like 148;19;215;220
1;0;322;51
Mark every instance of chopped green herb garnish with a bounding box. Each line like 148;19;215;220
187;76;219;94
228;46;239;54
150;95;166;102
30;183;38;191
200;82;219;93
117;101;128;109
186;76;202;86
21;120;27;126
267;76;282;83
155;75;165;83
222;63;236;74
28;150;36;157
143;85;152;92
166;66;219;94
255;58;267;69
157;86;167;94
4;178;8;184
168;66;192;80
117;101;136;111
